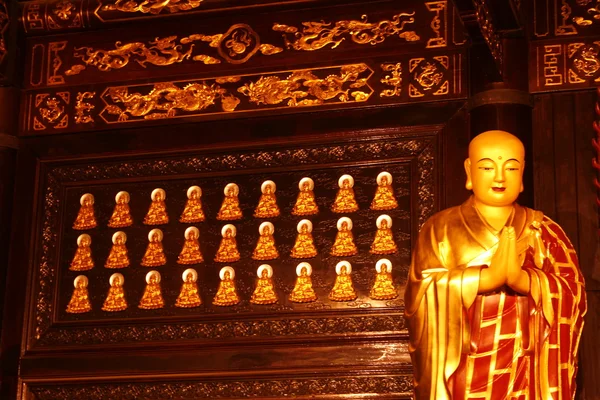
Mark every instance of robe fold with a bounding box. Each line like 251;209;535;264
405;197;586;400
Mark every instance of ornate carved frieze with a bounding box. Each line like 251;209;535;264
23;53;465;134
24;1;466;89
530;0;600;38
28;375;414;400
530;39;600;92
29;135;436;349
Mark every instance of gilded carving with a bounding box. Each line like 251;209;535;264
573;0;600;25
380;63;402;97
47;0;83;30
425;1;447;48
75;92;95;124
272;13;420;51
568;42;600;83
65;25;282;75
408;56;448;98
24;3;44;31
238;64;373;106
543;44;564;86
31;137;434;347
99;64;373;123
53;0;74;20
556;0;578;34
100;0;203;14
48;41;67;85
30;376;413;399
34;92;70;130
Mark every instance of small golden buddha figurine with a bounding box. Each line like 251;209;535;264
102;273;128;312
141;229;167;267
329;261;357;301
292;177;319;216
254;180;280;218
252;222;279;260
180;185;206;223
177;226;204;265
370;214;398;255
138;271;165;309
331;217;358;257
105;231;130;269
217;183;243;221
289;262;318;303
214;224;241;263
66;275;92;313
250;264;278;305
213;266;240;306
370;171;398;211
370;259;397;300
73;193;97;230
108;191;133;228
70;234;94;271
175;268;202;308
143;188;169;226
331;174;359;214
291;219;318;259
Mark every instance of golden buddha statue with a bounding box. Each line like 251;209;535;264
73;193;97;230
370;215;398;255
369;259;397;300
177;226;204;265
105;231;130;269
254;180;280;218
217;183;243;221
108;191;133;228
331;174;359;213
405;130;587;399
70;234;94;271
214;224;241;263
143;188;169;225
330;217;358;257
250;265;278;305
252;222;279;260
138;271;165;309
66;276;92;313
329;261;357;301
175;268;202;308
141;229;167;267
292;177;319;216
289;262;317;303
370;171;398;211
290;219;318;259
213;267;240;306
180;185;206;223
102;273;128;312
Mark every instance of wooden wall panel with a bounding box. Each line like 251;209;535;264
533;90;600;400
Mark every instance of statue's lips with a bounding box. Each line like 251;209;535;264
492;187;506;192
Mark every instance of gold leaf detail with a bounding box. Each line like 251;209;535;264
100;0;204;14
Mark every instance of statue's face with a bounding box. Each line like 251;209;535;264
381;264;387;273
302;182;309;191
342;179;349;189
341;221;348;230
228;188;235;196
465;131;524;207
83;198;91;206
114;277;121;286
301;224;308;233
152;232;159;241
150;275;157;284
155;192;163;201
262;226;270;235
190;191;198;199
224;271;231;280
340;265;347;274
186;273;194;282
265;184;272;194
261;269;268;278
301;267;307;276
118;196;126;204
381;219;388;229
381;176;388;185
116;235;123;245
225;228;232;237
189;230;197;240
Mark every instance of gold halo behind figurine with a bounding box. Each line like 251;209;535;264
115;191;129;203
297;219;313;233
376;214;392;228
219;266;235;280
261;180;276;193
185;226;200;239
299;177;314;191
80;193;94;206
151;188;166;201
335;260;352;275
221;224;236;237
74;275;89;288
109;272;125;286
224;183;239;196
257;264;273;278
187;186;202;198
375;258;392;273
296;262;313;276
112;231;127;244
182;268;198;281
337;216;353;231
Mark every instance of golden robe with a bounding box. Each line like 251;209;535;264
405;197;586;400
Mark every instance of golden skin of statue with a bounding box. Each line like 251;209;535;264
250;269;278;305
292;181;319;216
180;191;206;223
102;276;128;312
214;228;241;263
144;192;169;225
252;226;279;260
291;224;318;259
70;236;94;271
66;279;92;313
138;274;165;309
329;265;357;301
217;188;243;221
370;176;398;211
105;235;129;269
369;263;397;300
289;267;317;303
141;232;167;267
331;179;359;213
330;221;358;257
108;197;133;228
177;230;204;265
73;198;97;230
370;219;398;255
254;184;280;218
213;271;240;306
175;273;202;308
404;130;587;400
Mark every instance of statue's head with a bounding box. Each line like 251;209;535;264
225;228;232;237
381;219;388;229
261;269;268;278
464;130;525;207
262;225;270;235
224;271;231;280
186;272;194;282
265;184;272;194
301;223;308;233
150;274;157;284
381;176;388;185
227;187;235;196
341;221;348;230
190;191;198;199
116;235;124;245
381;263;388;273
113;276;121;286
300;267;308;276
342;179;349;189
151;232;159;241
340;265;347;274
155;192;163;201
302;181;310;191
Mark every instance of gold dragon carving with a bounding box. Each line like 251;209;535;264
238;64;372;106
65;25;283;75
573;0;600;26
100;0;203;14
100;64;373;122
272;13;420;51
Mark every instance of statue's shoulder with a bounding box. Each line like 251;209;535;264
420;205;462;231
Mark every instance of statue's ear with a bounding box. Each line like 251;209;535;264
520;160;525;193
464;158;473;190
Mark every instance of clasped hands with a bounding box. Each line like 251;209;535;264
478;226;530;294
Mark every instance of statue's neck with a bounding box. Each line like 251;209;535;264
472;198;514;232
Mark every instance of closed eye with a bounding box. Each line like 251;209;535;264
478;167;494;171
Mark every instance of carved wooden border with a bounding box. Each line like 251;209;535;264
26;374;414;399
28;133;436;349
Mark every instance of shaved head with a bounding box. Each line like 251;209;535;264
469;130;525;160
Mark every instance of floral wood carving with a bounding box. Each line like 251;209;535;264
30;375;413;399
31;136;436;348
273;13;420;51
